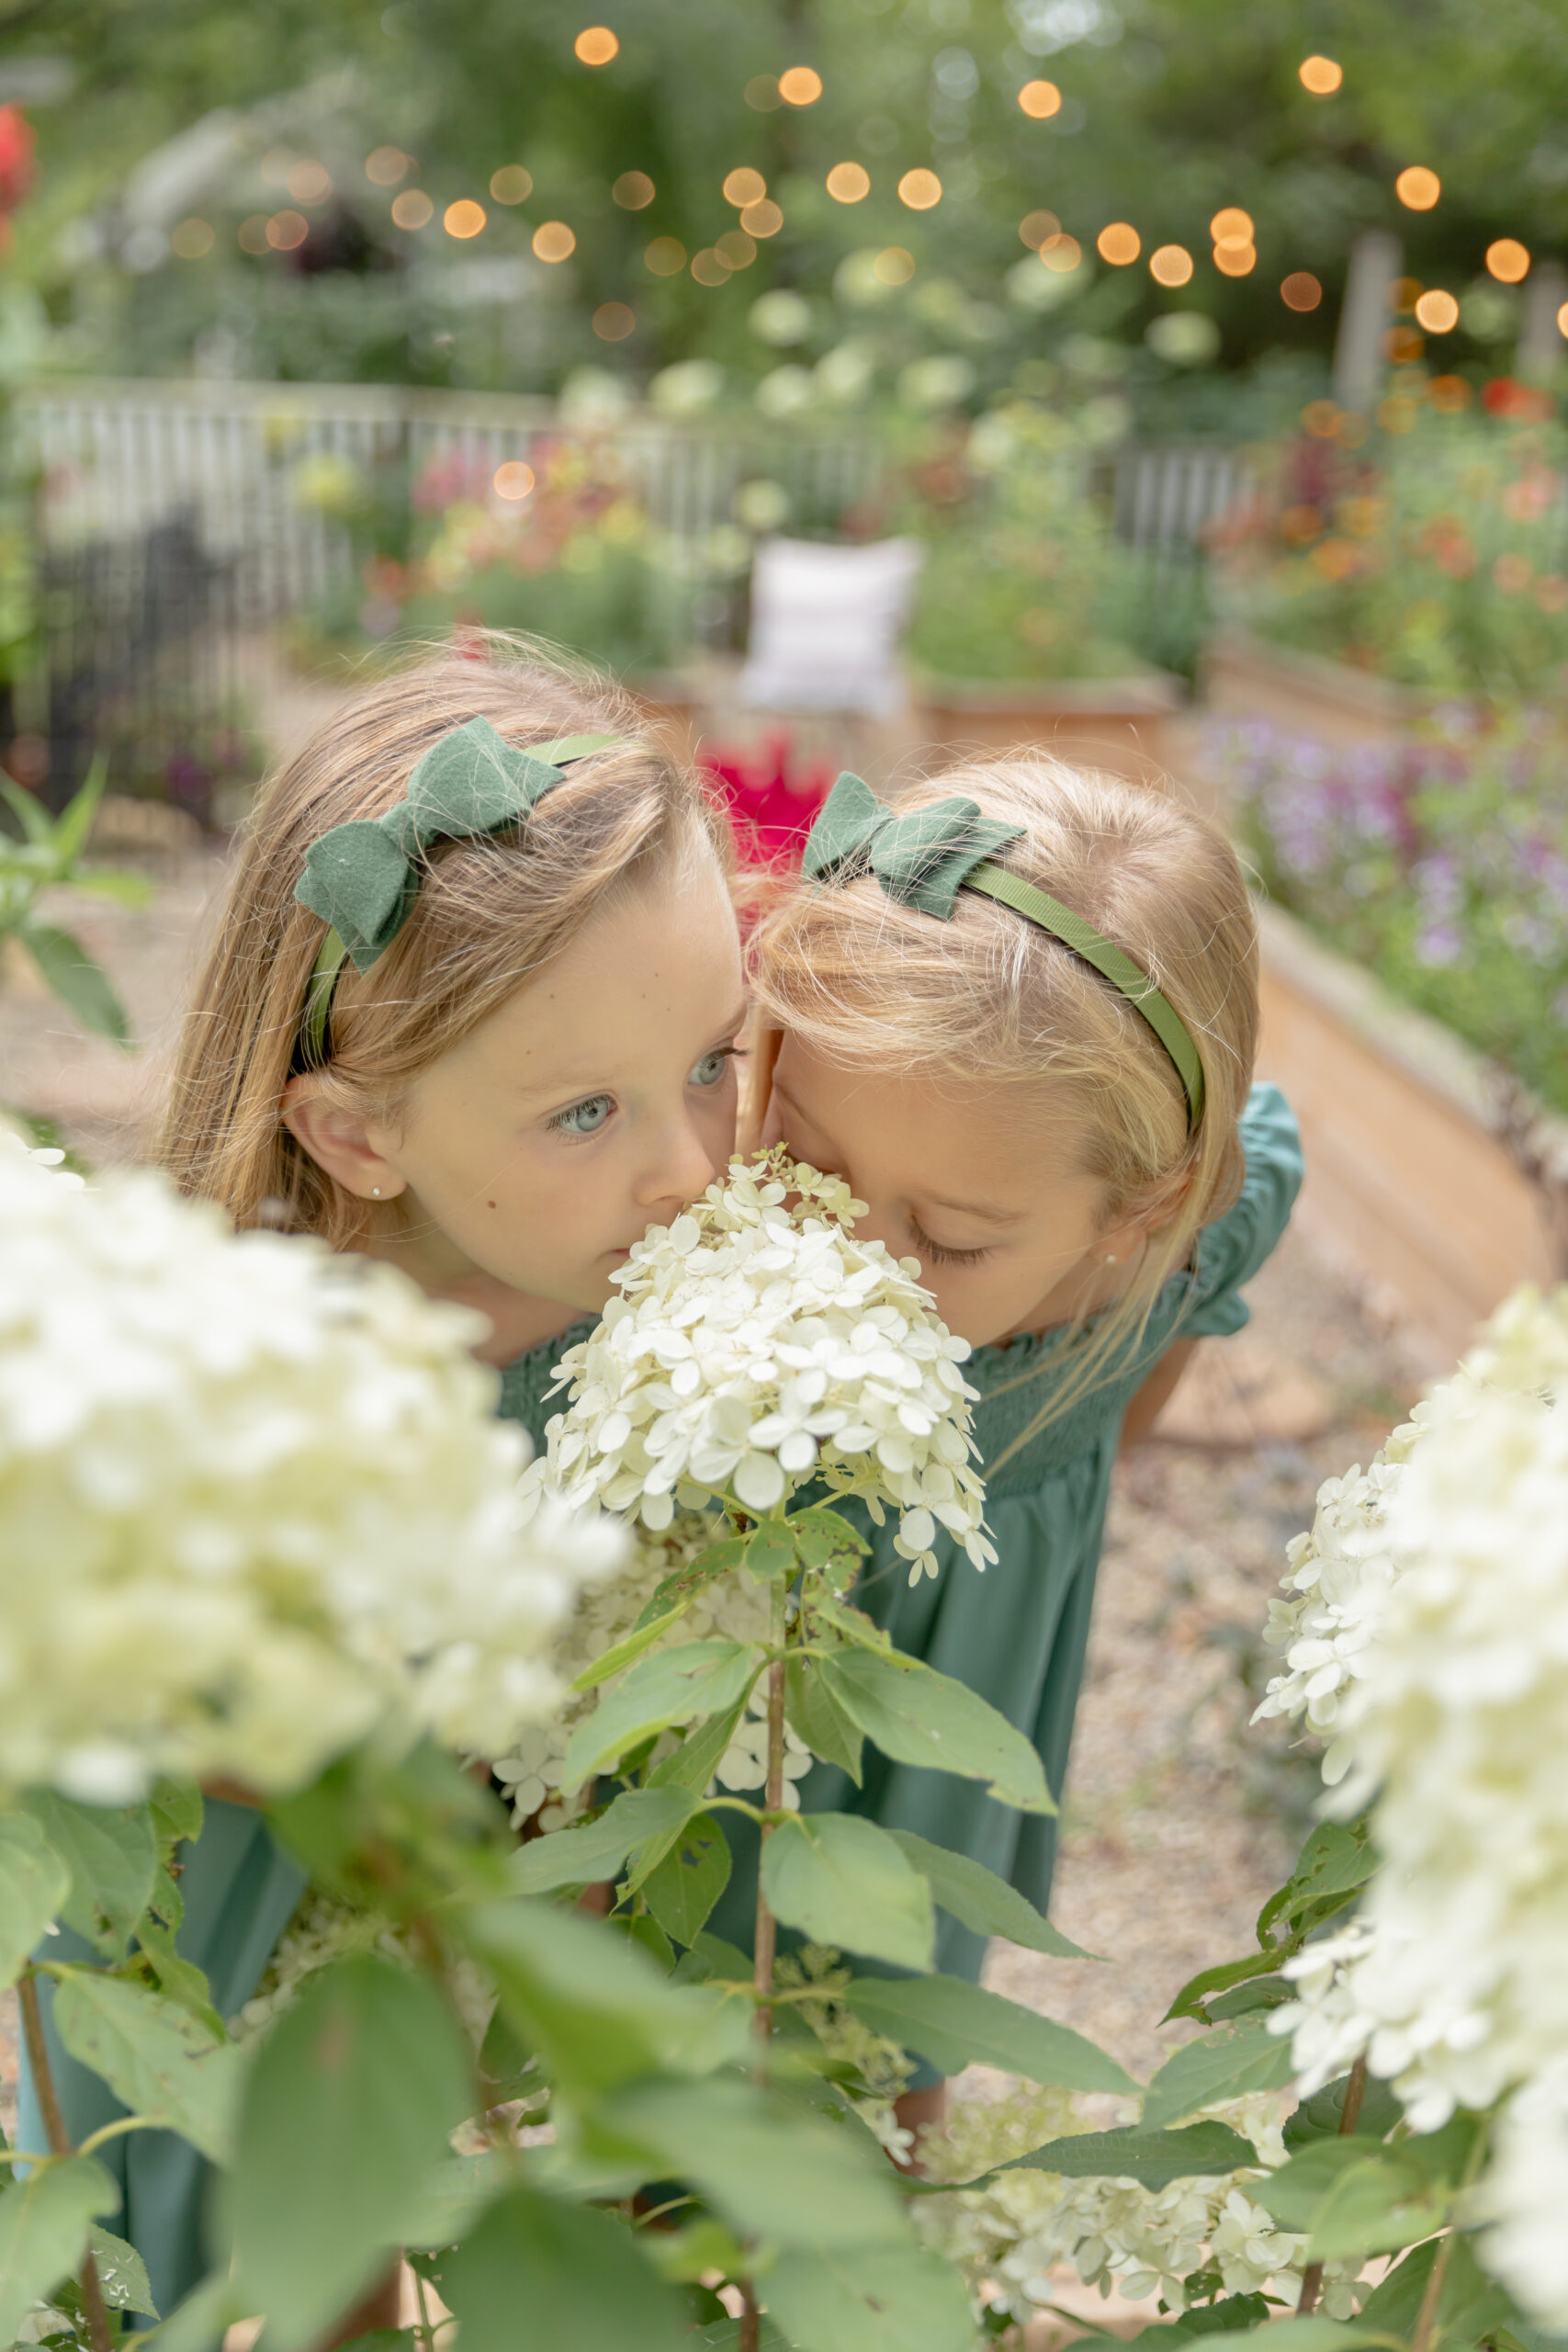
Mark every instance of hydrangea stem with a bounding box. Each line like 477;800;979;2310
1295;2053;1366;2318
17;1974;113;2352
740;1577;792;2352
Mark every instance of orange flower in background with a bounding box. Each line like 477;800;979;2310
0;107;33;214
1502;468;1561;523
1310;537;1358;582
1280;503;1322;544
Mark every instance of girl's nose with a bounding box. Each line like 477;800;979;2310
635;1112;720;1218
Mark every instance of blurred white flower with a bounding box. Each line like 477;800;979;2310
1482;2058;1568;2327
755;365;816;418
750;289;812;346
0;1140;622;1800
897;355;976;412
525;1152;993;1586
649;358;724;414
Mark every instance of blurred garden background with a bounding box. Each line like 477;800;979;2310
4;0;1568;1352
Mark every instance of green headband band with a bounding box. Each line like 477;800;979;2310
802;771;1205;1130
293;720;625;1069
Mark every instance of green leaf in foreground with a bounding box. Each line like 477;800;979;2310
0;1812;69;1990
784;1655;864;1783
1118;2291;1271;2346
510;1787;699;1894
0;2155;119;2346
88;2224;157;2318
570;1605;688;1691
227;1956;475;2352
845;1975;1135;2094
437;2186;689;2352
20;922;130;1043
19;1792;156;1960
765;2243;976;2352
992;2120;1258;2190
52;1969;245;2165
819;1650;1054;1813
1141;2016;1295;2130
561;1641;763;1790
887;1828;1093;1960
762;1813;935;1972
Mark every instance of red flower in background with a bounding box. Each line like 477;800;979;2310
703;733;834;872
1483;377;1555;424
0;107;33;215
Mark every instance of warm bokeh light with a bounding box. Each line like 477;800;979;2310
238;216;270;254
716;229;757;266
827;162;871;202
444;199;486;239
645;235;686;275
1302;400;1339;436
1384;324;1424;363
1414;288;1459;331
1428;375;1471;412
1150;243;1193;286
740;198;784;237
1214;243;1256;277
778;66;823;106
592;303;636;342
1396;166;1440;210
612;171;653;209
1559;301;1568;339
1281;271;1322;311
287;161;332;204
874;245;915;285
533;220;576;262
574;27;618;64
744;75;781;110
266;211;309;252
491;166;533;204
493;461;536;500
1018;79;1062;118
1097;222;1140;265
723;167;767;207
1389;276;1422;313
390;189;434;230
691;247;730;285
1298;55;1342;94
366;146;411;187
1019;209;1060;248
1210;207;1253;247
898;168;942;210
171;217;215;259
1039;232;1082;273
1487;238;1531;283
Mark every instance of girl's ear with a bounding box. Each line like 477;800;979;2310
1101;1162;1196;1263
280;1074;407;1202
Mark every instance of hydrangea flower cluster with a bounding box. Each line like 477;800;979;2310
1264;1285;1568;2326
0;1138;622;1802
525;1152;993;1587
234;1890;497;2052
915;2090;1359;2322
492;1510;808;1830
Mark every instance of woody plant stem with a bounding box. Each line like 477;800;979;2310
739;1571;792;2352
17;1974;114;2352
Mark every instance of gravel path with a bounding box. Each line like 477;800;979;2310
0;850;1433;2256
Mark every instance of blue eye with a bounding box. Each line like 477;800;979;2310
689;1047;734;1089
553;1093;613;1136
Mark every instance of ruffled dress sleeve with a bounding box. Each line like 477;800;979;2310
1179;1081;1304;1340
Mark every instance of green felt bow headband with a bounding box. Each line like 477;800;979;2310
293;718;623;1067
803;771;1205;1130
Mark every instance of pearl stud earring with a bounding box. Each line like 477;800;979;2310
371;1186;381;1198
1103;1250;1118;1264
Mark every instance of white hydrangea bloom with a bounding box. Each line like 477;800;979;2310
492;1510;791;1829
235;1891;496;2052
525;1152;994;1587
1481;2058;1568;2328
916;2088;1358;2322
0;1139;623;1801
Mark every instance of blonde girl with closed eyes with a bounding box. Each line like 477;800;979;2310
22;639;748;2327
725;752;1303;2142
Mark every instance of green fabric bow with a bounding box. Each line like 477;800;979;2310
802;770;1025;919
295;718;616;971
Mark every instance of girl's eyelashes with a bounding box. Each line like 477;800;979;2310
689;1043;746;1090
909;1217;993;1269
550;1092;615;1137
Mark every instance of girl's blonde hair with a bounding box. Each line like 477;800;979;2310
750;753;1258;1462
158;636;729;1246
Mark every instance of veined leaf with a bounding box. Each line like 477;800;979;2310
1283;2071;1404;2151
784;1655;863;1783
1254;2137;1452;2260
570;1606;688;1692
20;923;130;1045
0;2155;118;2344
437;2186;689;2352
762;1813;934;1972
0;1812;69;1991
52;1969;245;2165
1257;1819;1375;1947
819;1650;1054;1814
745;1519;798;1577
511;1787;699;1895
640;1814;731;1946
633;1536;748;1634
646;1701;747;1796
887;1829;1091;1959
88;2224;156;2317
19;1793;155;1960
844;1975;1135;2094
561;1641;764;1790
1142;2017;1296;2130
990;2120;1258;2190
765;2242;975;2352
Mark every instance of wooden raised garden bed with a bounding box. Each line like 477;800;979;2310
919;673;1185;784
1202;629;1426;751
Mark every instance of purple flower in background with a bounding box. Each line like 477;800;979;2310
1415;923;1465;967
1414;854;1462;919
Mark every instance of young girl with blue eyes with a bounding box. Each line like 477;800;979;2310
732;752;1303;2138
25;640;747;2324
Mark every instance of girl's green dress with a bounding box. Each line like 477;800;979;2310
502;1082;1303;1984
